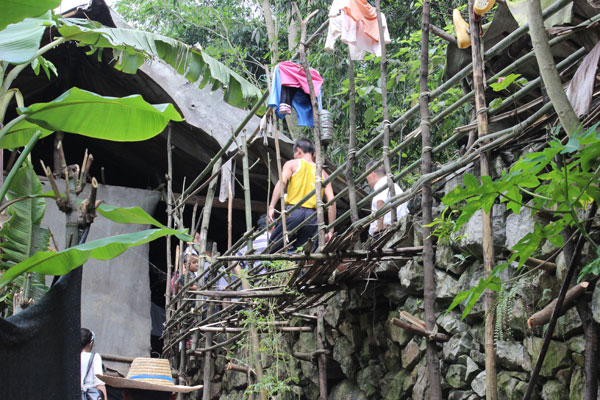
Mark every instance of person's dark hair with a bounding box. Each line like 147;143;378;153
293;138;315;156
123;389;172;400
366;160;386;176
257;214;267;230
81;328;95;350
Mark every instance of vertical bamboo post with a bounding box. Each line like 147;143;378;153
165;126;174;321
469;3;498;399
242;133;253;250
418;1;443;398
374;0;396;224
200;158;221;400
238;133;266;400
292;3;327;248
316;306;328;400
190;202;200;362
345;52;359;224
273;118;289;246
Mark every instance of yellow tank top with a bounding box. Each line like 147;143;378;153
285;159;322;208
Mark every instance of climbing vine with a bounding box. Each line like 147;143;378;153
228;260;302;398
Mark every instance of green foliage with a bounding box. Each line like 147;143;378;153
494;279;522;342
0;0;60;31
56;16;263;109
114;0;469;175
0;159;50;315
230;259;301;398
0;227;191;290
0;12;54;64
444;125;600;318
3;87;183;146
578;246;600;283
424;207;464;246
490;73;522;92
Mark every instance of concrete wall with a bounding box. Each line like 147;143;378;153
42;180;160;375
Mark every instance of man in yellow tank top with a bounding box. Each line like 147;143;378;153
268;138;336;252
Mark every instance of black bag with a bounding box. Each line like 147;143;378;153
82;353;104;400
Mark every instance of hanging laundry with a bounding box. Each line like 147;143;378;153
324;0;391;60
344;0;384;42
267;61;323;127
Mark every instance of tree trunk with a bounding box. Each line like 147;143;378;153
345;53;359;224
287;8;298;55
469;2;499;399
374;0;396;223
418;1;443;398
527;0;579;135
261;0;279;65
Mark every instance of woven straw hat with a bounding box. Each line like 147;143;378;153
97;357;202;393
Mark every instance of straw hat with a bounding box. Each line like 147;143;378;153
97;357;202;393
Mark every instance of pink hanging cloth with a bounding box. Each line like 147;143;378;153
277;61;324;97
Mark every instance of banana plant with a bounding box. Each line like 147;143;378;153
0;0;263;311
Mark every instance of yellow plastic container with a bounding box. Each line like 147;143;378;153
473;0;496;16
453;9;471;49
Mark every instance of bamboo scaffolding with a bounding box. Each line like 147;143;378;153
163;2;597;389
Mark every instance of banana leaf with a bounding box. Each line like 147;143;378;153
0;120;52;149
0;159;51;313
0;0;60;31
56;17;263;109
0;12;54;64
97;204;164;227
0;87;183;147
0;159;50;267
0;227;191;289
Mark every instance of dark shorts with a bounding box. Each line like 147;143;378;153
269;206;317;253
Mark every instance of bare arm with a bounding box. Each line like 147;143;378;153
97;385;107;400
323;171;336;240
268;160;296;223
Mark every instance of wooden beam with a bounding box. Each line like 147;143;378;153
527;282;589;328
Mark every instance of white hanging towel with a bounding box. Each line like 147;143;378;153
324;0;391;60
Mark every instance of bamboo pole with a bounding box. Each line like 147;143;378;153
239;131;266;400
527;282;589;328
418;1;443;398
165;126;174;321
316;307;327;399
345;51;359;224
375;0;396;225
199;160;221;400
292;3;327;248
469;2;498;399
527;0;579;136
391;318;451;342
272;114;289;247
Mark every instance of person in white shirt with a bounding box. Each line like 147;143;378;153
365;160;409;236
81;328;107;400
